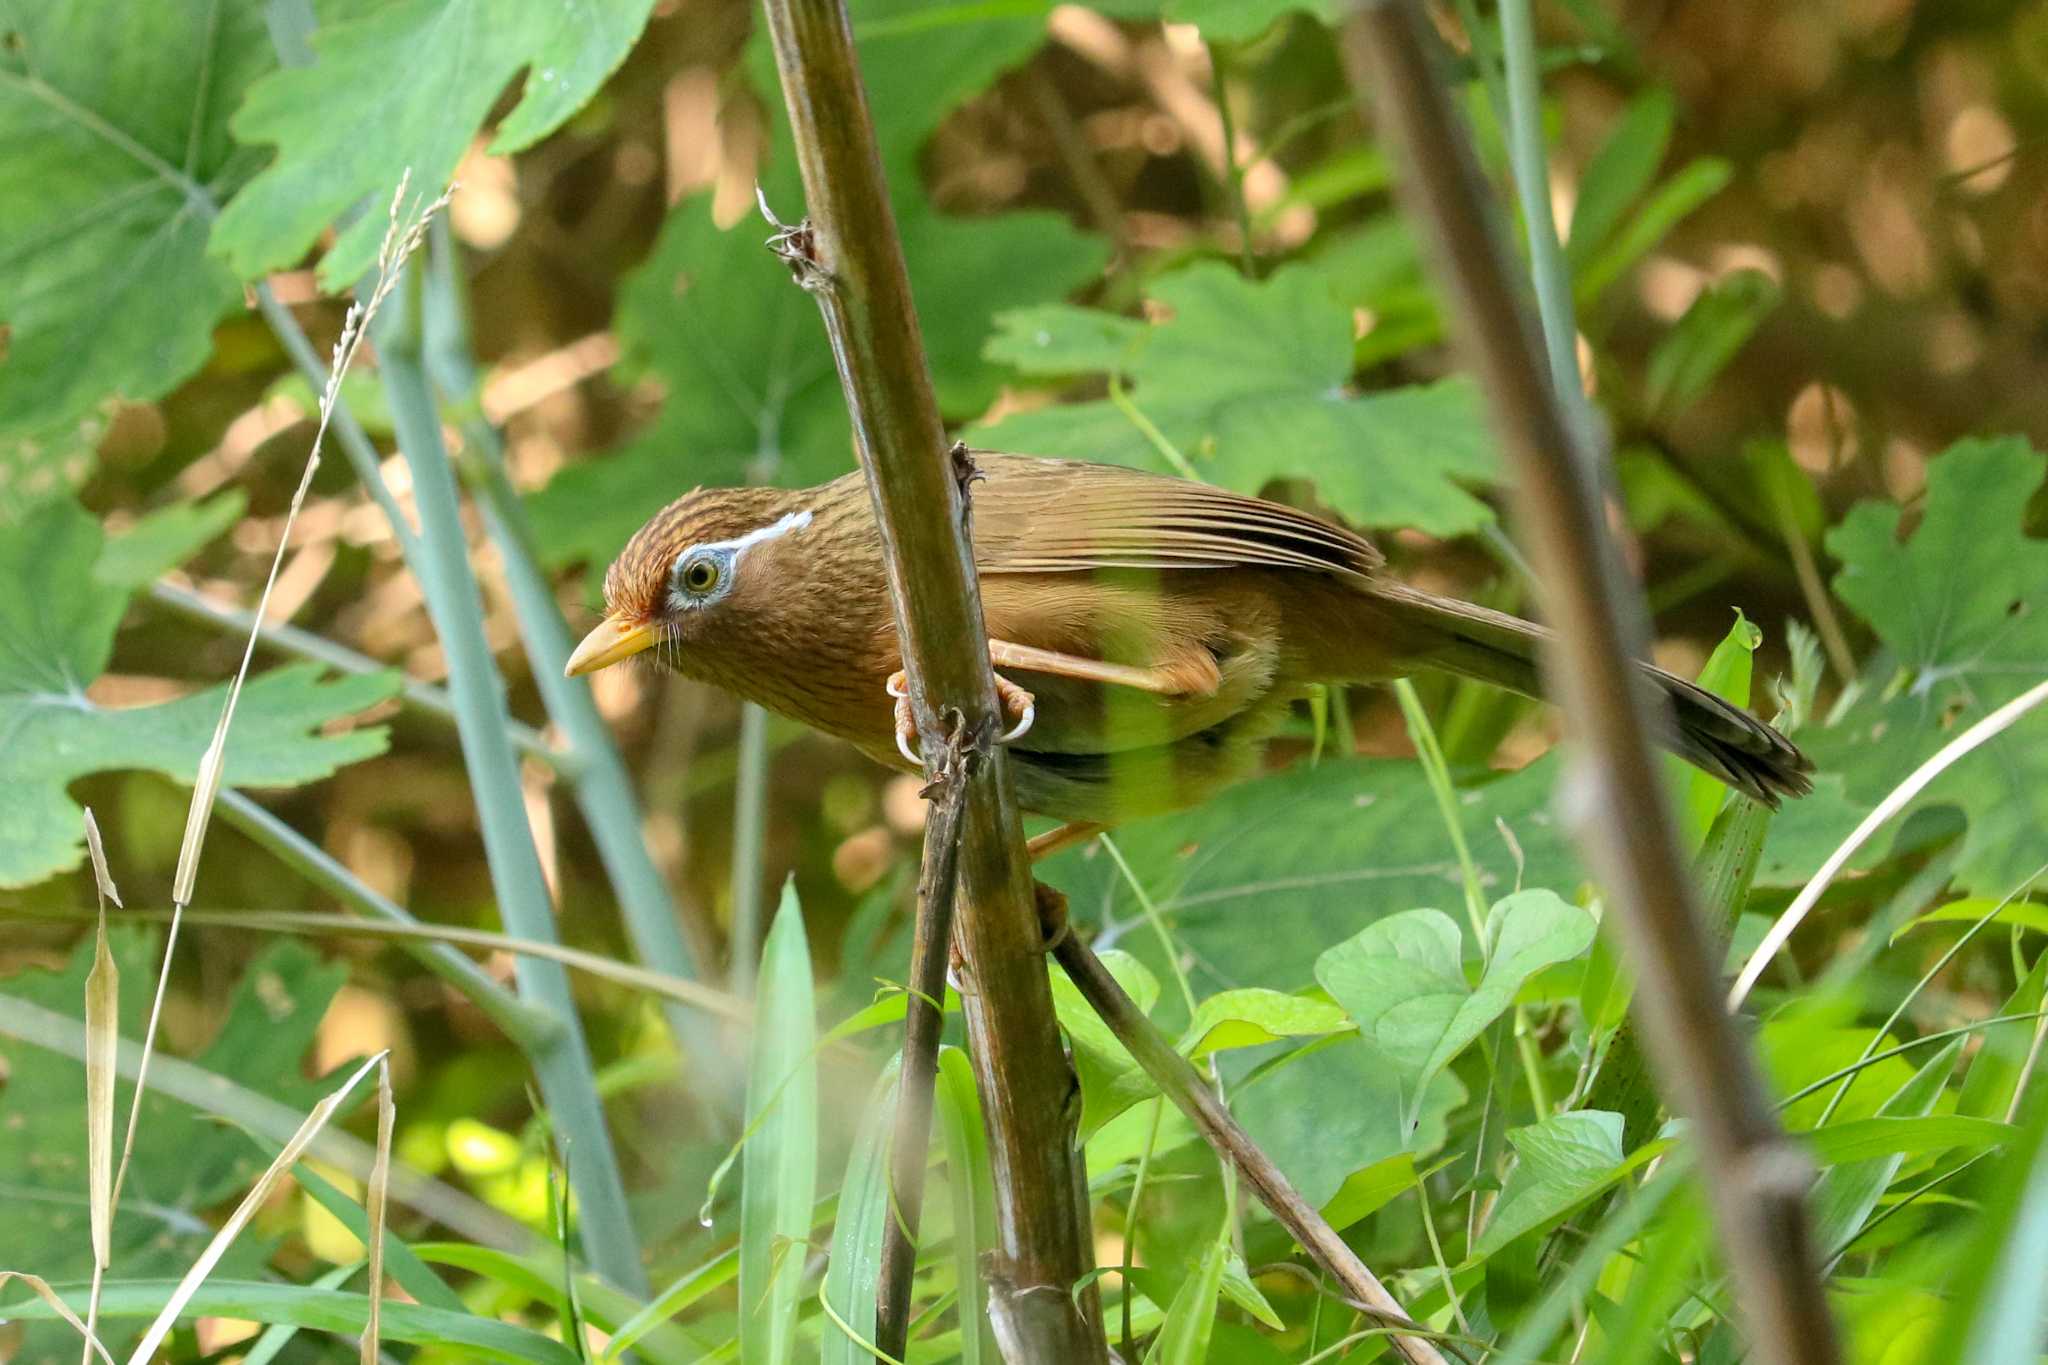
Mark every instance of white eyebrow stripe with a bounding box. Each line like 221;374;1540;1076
690;508;813;560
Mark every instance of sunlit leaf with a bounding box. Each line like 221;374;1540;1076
740;883;818;1365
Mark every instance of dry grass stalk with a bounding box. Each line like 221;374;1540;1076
80;810;122;1361
360;1060;395;1364
124;1052;390;1364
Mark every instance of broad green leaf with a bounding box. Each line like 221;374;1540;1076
1176;988;1349;1059
740;883;818;1365
0;1278;579;1365
1164;0;1336;39
0;498;398;886
821;1056;901;1365
528;0;1107;582
1763;1007;1917;1132
1230;1037;1463;1209
1808;1041;1964;1258
0;1;272;442
1803;1114;2013;1167
1044;753;1582;993
1645;270;1781;416
1474;1111;1657;1259
1315;891;1595;1125
983;262;1501;538
0;932;344;1359
213;0;658;285
94;491;247;588
1566;89;1674;262
1762;439;2048;897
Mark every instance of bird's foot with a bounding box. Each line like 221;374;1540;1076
887;669;1035;766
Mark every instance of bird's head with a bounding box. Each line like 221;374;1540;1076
565;486;818;679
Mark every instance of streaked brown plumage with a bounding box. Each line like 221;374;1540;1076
569;452;1811;825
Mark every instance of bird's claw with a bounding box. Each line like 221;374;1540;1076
887;669;1035;766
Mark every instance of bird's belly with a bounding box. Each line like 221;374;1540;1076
1007;692;1294;823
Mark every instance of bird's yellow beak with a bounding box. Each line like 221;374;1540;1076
565;616;660;677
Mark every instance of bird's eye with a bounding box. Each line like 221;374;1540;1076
680;556;720;594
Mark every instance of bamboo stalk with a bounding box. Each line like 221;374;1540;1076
1339;6;1841;1362
375;280;647;1296
753;0;1107;1355
415;226;739;1116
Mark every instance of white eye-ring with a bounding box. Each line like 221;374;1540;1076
666;508;812;613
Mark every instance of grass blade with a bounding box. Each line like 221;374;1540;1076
824;1054;903;1365
360;1058;393;1364
934;1046;995;1365
740;881;818;1365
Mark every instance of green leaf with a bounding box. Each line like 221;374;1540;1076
983;262;1501;538
528;0;1107;582
94;491;247;588
1176;988;1349;1059
1319;1151;1417;1233
1763;439;2048;897
0;931;345;1359
1807;1041;1966;1257
822;1055;902;1365
740;882;818;1365
1566;89;1674;262
1930;1079;2048;1365
1674;609;1761;850
1217;1251;1284;1331
1646;269;1781;418
1043;752;1583;993
1474;1111;1657;1259
1230;1037;1463;1209
212;0;658;285
1958;948;2048;1121
1050;949;1163;1134
0;498;399;886
1576;157;1732;303
1149;1235;1225;1365
1315;891;1595;1126
0;2;272;441
935;1046;996;1365
292;1163;465;1313
0;1279;580;1364
1804;1113;2012;1167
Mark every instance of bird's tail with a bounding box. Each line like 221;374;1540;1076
1372;584;1813;805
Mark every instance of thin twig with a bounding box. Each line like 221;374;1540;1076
1046;912;1449;1365
1340;6;1841;1362
875;709;982;1357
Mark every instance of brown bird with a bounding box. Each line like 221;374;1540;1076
566;453;1810;855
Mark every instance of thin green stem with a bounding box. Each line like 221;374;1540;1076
728;703;773;994
1099;833;1198;1019
1497;0;1585;405
418;226;737;1116
376;270;645;1294
211;791;558;1049
1208;44;1256;274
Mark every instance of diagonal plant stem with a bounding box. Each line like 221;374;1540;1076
1340;5;1841;1362
754;0;1107;1355
1049;914;1450;1364
375;270;646;1295
414;222;739;1116
149;580;564;771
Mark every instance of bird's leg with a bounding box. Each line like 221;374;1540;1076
887;668;1036;766
1027;821;1107;862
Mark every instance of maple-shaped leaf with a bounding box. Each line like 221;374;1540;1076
0;1;274;444
0;498;398;887
980;262;1501;538
211;0;658;285
1760;438;2048;897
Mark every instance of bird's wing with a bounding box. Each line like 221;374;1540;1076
966;452;1383;580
